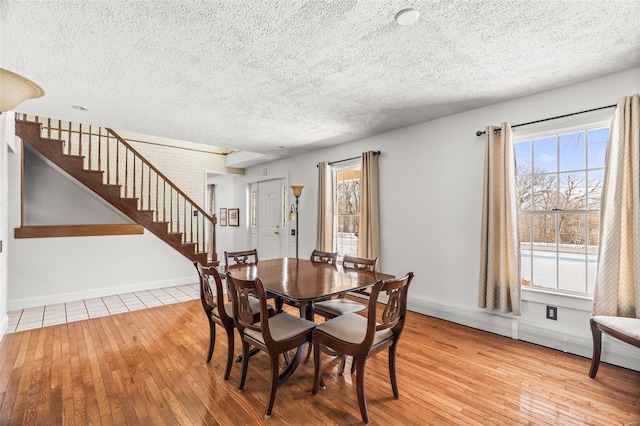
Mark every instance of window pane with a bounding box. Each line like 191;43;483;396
559;253;586;293
531;214;557;290
336;174;360;215
559;213;585;245
587;128;609;169
558;172;586;210
557;213;587;293
532;174;557;211
587;169;604;210
336;215;359;257
533;136;557;173
559;131;585;172
515;140;531;174
519;215;532;287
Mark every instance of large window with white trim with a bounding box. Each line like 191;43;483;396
515;124;608;295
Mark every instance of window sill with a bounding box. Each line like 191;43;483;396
15;224;144;238
522;287;593;311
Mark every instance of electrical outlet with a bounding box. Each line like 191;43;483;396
546;305;558;320
291;229;296;236
193;210;198;217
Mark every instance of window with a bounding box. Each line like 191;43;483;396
515;125;608;296
334;163;360;257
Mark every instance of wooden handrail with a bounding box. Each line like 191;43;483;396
105;128;214;222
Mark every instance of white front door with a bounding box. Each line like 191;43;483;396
257;179;283;259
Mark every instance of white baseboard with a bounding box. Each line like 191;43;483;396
407;296;639;372
8;275;197;311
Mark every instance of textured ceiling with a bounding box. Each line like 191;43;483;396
2;1;640;167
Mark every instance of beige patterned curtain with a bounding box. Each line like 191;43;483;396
316;161;333;251
592;94;640;318
358;151;380;265
478;122;521;315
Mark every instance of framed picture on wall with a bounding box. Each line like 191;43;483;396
228;208;239;227
219;208;227;226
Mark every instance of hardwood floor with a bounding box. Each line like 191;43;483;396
1;299;638;425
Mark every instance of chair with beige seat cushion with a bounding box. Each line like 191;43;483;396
226;271;316;420
314;255;378;319
589;315;640;378
193;262;273;380
313;255;378;374
312;272;414;424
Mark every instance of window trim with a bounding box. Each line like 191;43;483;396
332;159;361;257
514;115;611;299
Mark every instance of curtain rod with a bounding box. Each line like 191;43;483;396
317;150;381;167
475;104;616;137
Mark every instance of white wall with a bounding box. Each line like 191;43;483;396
232;67;639;370
23;147;131;225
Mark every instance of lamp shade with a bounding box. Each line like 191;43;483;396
291;185;304;198
0;68;45;112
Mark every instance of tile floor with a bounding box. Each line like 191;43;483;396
6;283;200;333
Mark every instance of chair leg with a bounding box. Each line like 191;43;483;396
238;341;250;391
589;319;603;378
265;354;280;419
312;340;323;394
355;357;369;424
389;342;399;398
206;320;216;363
223;328;234;380
338;355;347;375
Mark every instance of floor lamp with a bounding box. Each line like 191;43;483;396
288;185;304;259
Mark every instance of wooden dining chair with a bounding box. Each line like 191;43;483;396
312;255;378;374
194;262;274;380
225;249;258;266
226;271;316;420
310;249;338;265
312;272;414;424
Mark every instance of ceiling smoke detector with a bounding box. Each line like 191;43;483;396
395;8;419;26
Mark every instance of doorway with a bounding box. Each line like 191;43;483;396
257;179;284;259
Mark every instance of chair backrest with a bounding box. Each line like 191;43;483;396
342;255;378;272
194;262;229;321
225;249;258;267
310;249;338;265
363;272;414;347
226;272;273;341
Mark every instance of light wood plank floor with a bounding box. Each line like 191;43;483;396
1;299;638;425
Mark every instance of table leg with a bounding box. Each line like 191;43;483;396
277;342;307;384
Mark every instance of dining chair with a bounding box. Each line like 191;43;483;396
312;272;414;424
226;271;316;420
310;249;338;265
589;316;640;378
225;248;258;266
313;255;378;374
193;262;274;380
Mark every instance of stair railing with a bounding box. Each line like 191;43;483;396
17;114;217;261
